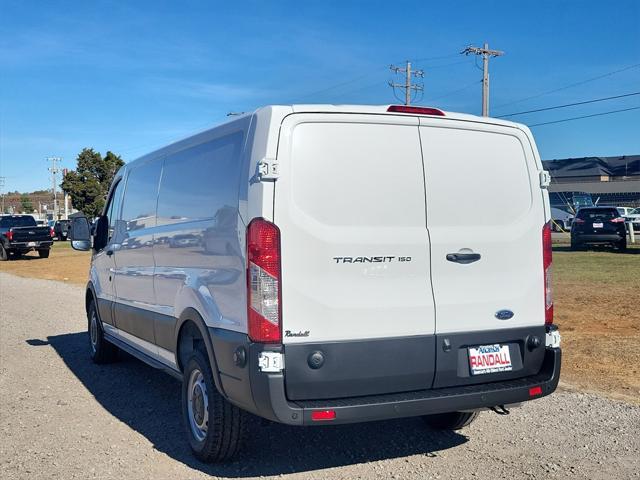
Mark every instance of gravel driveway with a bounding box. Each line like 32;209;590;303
1;272;639;479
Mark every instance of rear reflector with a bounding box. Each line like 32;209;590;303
529;386;543;397
246;218;282;343
311;410;336;421
387;105;445;116
542;222;553;325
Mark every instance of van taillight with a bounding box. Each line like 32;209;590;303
246;218;282;343
6;230;13;241
543;222;553;325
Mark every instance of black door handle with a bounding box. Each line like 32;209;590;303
106;249;114;256
446;253;481;264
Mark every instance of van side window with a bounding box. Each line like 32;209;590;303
157;131;243;225
121;161;162;231
106;180;124;241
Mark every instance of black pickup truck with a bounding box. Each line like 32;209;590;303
0;215;53;260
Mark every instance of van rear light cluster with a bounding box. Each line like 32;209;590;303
542;222;553;325
246;218;282;343
6;230;13;241
387;105;445;116
50;227;55;238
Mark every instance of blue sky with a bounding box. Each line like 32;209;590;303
1;0;639;192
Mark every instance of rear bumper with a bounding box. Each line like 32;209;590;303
253;347;560;425
573;234;623;243
7;241;53;249
210;327;561;426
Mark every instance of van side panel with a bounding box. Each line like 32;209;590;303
153;121;249;342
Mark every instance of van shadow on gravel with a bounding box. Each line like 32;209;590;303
42;332;467;477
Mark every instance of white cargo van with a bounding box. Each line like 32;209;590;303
70;104;561;462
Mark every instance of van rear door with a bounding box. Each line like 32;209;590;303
419;120;547;387
274;113;436;400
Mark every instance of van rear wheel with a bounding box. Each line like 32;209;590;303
422;411;479;430
181;349;246;462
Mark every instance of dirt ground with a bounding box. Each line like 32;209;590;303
1;240;639;403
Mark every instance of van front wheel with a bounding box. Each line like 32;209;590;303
422;411;479;430
182;350;246;462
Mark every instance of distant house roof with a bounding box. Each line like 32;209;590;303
542;155;640;178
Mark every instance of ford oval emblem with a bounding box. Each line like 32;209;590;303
495;309;514;320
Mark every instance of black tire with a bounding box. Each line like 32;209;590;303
422;411;479;430
0;245;7;261
617;238;627;252
38;248;50;258
88;301;118;364
570;239;582;251
182;349;246;462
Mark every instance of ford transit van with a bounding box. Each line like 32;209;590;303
70;104;561;462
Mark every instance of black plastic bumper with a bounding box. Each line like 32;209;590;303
247;347;561;426
8;241;53;249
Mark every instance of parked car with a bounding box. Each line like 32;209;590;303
571;206;627;251
623;207;640;231
53;219;71;241
616;206;636;217
0;215;54;259
70;104;561;462
550;207;573;231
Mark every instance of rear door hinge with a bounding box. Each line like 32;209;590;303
257;157;279;180
539;170;551;188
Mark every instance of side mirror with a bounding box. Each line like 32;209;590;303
70;216;92;251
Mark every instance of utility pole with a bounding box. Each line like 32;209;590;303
462;43;504;116
46;157;62;219
389;61;424;105
0;176;5;213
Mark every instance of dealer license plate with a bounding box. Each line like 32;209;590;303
27;242;36;247
593;222;603;228
468;344;512;375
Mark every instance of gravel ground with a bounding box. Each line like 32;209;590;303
1;272;639;480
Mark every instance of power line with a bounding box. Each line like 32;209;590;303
494;63;640;110
461;43;505;116
389;61;424;105
528;106;640;127
498;91;640;117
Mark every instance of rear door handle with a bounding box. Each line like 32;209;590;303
446;253;481;264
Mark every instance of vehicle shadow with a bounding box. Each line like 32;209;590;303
43;332;468;477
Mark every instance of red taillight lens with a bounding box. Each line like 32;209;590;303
529;386;543;397
543;222;553;325
6;230;13;241
311;410;336;421
50;227;55;238
610;217;626;223
573;218;585;224
387;105;445;116
247;218;282;343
